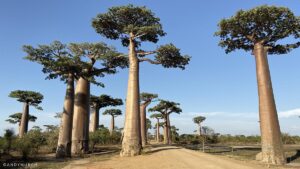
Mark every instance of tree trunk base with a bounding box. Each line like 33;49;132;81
71;140;86;156
256;151;286;165
120;142;141;157
56;143;71;158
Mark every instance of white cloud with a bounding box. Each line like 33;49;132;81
278;108;300;118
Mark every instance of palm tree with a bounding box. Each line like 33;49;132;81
92;5;190;156
139;93;158;146
215;6;300;165
9;90;43;138
6;112;37;136
102;109;122;135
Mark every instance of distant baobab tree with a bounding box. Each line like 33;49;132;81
6;112;37;136
9;90;43;138
140;92;158;146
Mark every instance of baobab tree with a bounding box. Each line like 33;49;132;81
69;42;127;155
150;113;163;142
146;118;152;143
193;116;206;152
6;112;37;136
102;109;122;135
140;92;158;146
24;41;127;156
149;100;182;145
215;5;300;165
90;94;123;132
193;116;206;135
92;4;190;156
24;41;79;157
9;90;43;138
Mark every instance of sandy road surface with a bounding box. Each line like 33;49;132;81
63;146;285;169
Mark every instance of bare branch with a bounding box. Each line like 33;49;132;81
133;33;147;39
137;51;156;56
139;57;161;64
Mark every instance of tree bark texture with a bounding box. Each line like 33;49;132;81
167;115;172;144
89;106;99;132
110;115;115;135
140;102;150;147
156;118;160;142
19;102;29;138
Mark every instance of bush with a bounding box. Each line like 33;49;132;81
43;125;59;152
13;127;46;159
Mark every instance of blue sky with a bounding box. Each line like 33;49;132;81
1;0;300;136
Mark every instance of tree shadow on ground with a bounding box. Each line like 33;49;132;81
143;146;181;155
287;150;300;163
0;146;120;169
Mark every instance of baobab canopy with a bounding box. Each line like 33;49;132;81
140;92;158;103
9;90;43;110
103;109;122;116
92;4;165;44
92;4;190;69
193;116;206;125
6;112;37;124
149;100;182;115
215;5;300;54
24;41;128;86
90;94;123;109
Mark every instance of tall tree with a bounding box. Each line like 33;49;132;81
193;116;206;135
9;90;43;138
150;113;163;142
92;4;190;156
139;93;158;146
145;118;152;143
89;94;123;132
6;112;37;136
24;41;127;156
69;42;127;155
24;41;78;157
215;5;300;165
149;100;182;145
102;109;122;135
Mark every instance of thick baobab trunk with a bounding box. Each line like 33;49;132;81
163;119;168;144
56;74;74;158
19;102;29;138
18;122;21;137
120;35;142;157
167;115;172;144
71;78;90;155
110;115;115;135
140;102;150;147
89;107;99;132
156;118;160;142
254;43;285;165
199;124;202;135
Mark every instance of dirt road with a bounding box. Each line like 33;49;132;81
63;146;285;169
